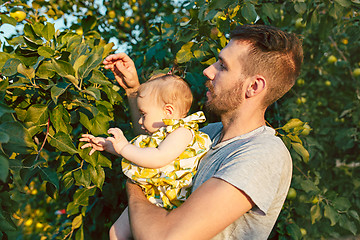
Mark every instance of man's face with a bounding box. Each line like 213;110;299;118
203;40;250;115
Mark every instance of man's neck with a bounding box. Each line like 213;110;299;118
219;106;266;142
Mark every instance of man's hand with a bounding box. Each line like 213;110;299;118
79;134;108;155
103;53;140;95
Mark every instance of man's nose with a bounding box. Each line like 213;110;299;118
138;116;143;125
203;64;215;81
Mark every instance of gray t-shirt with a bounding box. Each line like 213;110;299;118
192;123;292;240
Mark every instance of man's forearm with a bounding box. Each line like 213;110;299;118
127;181;171;240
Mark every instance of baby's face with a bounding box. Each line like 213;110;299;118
137;94;167;134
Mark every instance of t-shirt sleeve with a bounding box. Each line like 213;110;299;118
213;137;291;215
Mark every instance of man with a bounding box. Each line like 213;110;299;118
104;24;303;239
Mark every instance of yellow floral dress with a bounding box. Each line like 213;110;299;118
122;111;211;210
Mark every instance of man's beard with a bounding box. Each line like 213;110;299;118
205;80;243;115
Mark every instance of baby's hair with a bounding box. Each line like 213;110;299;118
137;73;193;117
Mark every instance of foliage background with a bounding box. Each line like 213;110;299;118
0;0;360;239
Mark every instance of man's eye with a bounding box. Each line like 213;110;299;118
220;63;226;70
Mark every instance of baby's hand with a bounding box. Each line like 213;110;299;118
107;128;129;154
79;134;107;155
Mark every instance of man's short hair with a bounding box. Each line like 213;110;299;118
230;24;303;107
138;74;193;117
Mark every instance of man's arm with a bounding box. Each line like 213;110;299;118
103;53;143;135
126;177;255;240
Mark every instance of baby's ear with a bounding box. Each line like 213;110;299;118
163;104;175;116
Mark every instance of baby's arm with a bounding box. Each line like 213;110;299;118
108;127;193;169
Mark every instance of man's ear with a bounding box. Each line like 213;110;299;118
163;104;175;116
245;75;266;98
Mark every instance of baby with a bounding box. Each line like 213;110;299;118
80;74;211;239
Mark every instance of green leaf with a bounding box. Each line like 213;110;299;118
97;153;112;168
0;154;9;182
261;4;276;21
339;214;357;235
300;179;320;193
324;205;339;226
83;87;101;100
51;105;72;134
38;46;55;58
285;223;302;240
0;211;17;232
39;167;60;189
23;23;41;41
208;0;233;10
73;187;96;206
333;197;351;211
90;113;111;135
0;132;10;144
81;15;97;33
294;3;307;14
46;181;57;199
1;58;22;76
23;36;42;49
0;121;32;149
79;112;92;131
66;201;80;216
0;52;11;69
61;171;74;193
36;60;55;78
17;63;35;80
51;59;78;85
78;53;103;80
0;14;17;26
291;142;309;163
74;169;91;187
89;165;105;190
51;82;71;105
24;104;48;126
282;118;304;131
310;204;322;224
43;22;55;41
349;210;360;221
49;131;79;155
75;225;84;240
176;42;194;63
72;214;83;230
241;3;257;23
73;55;88;77
0;103;15;118
334;0;352;7
89;70;111;85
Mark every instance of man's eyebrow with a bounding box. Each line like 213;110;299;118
218;55;228;67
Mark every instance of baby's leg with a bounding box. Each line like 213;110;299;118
109;207;132;240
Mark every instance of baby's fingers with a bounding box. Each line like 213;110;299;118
108;128;124;139
89;148;97;156
80;143;92;149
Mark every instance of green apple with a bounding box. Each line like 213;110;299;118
295;18;306;28
108;10;116;19
327;55;337;64
297;78;305;86
10;9;27;22
287;188;297;200
353;68;360;77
